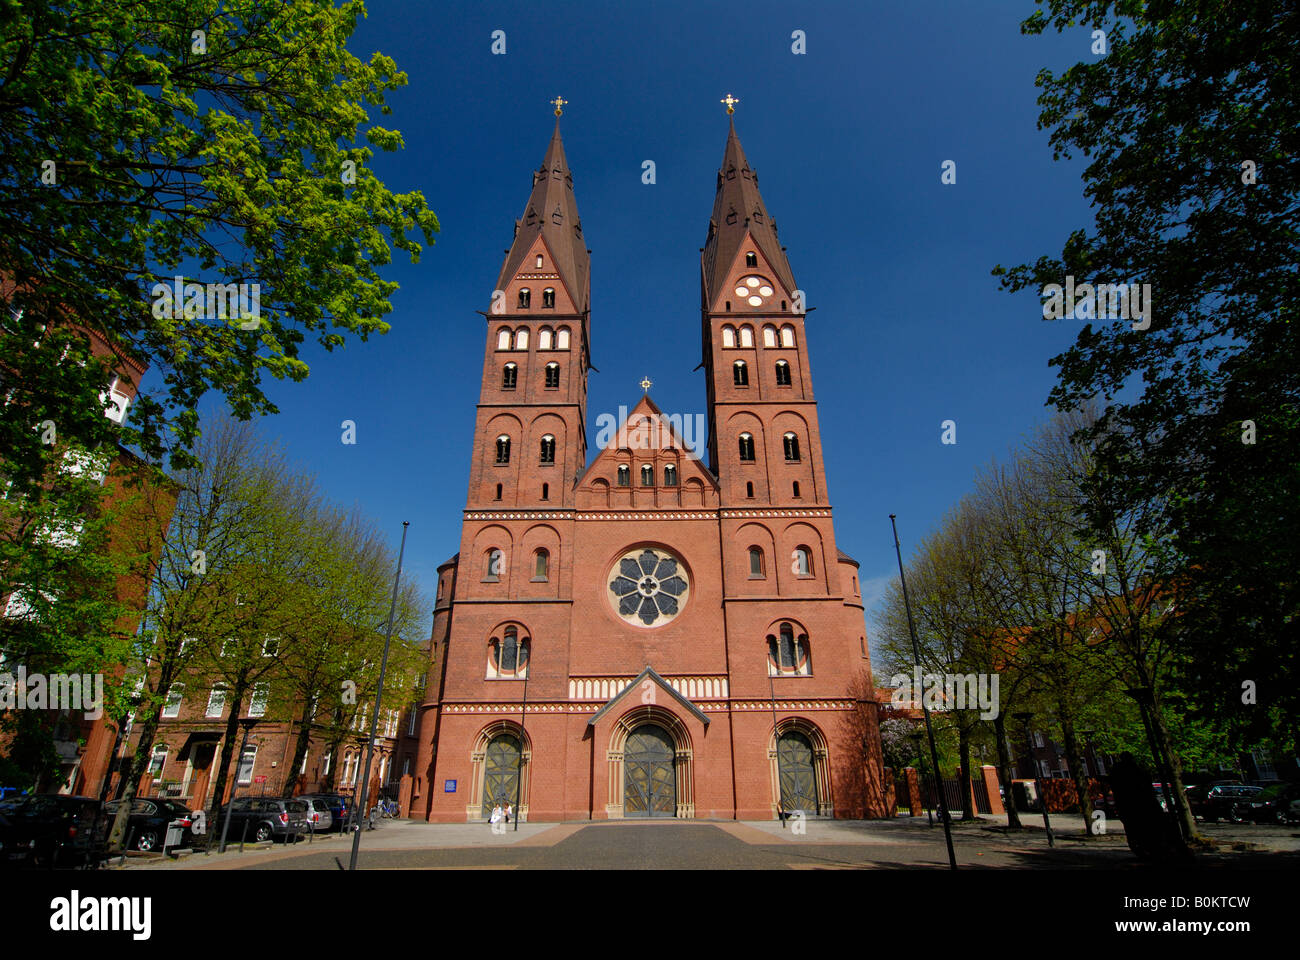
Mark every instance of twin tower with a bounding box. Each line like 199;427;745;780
410;113;890;822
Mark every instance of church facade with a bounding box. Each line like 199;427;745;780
410;112;889;822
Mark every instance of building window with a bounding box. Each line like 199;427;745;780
783;432;800;461
793;547;813;577
485;549;504;582
781;325;795;347
535;254;544;269
746;251;758;267
514;328;528;349
792;480;801;498
533;549;549;581
322;750;332;776
746;481;754;498
540;434;556;463
556;327;570;349
542;288;555;308
539;327;553;350
517;288;531;309
497;328;512;350
641;464;654;486
768;623;811;676
541;482;549;500
738;433;755;461
663;464;677;486
739;325;754;348
722;325;736;348
147;745;167;778
502;363;517;390
236;745;257;785
617;464;630;486
408;710;418;736
545;363;560;388
775;360;791;386
162;684;183;718
749;547;765;578
261;637;278;657
495;482;503;500
248;682;269;718
490;626;529;679
763;325;777;347
205;685;227;718
496;435;511;464
733;360;748;386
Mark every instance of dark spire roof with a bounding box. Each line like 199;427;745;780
701;117;797;305
496;120;590;313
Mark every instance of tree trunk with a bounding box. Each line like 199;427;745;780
282;700;315;797
1060;714;1095;834
957;723;975;821
106;710;160;853
207;684;248;824
993;714;1022;828
1147;686;1199;842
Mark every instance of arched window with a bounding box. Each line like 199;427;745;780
502;363;517;390
542;288;555;308
485;549;504;582
739;325;754;348
663;464;677;486
722;325;736;348
793;546;813;577
783;432;800;461
491;626;529;679
545;362;560;388
538;327;553;350
494;482;502;500
533;549;549;581
746;251;758;267
556;327;570;349
497;328;511;350
763;325;777;347
775;360;792;386
738;433;755;461
517;288;531;309
781;324;795;347
641;464;654;486
748;547;765;578
617;464;630;486
746;481;754;498
792;480;801;498
496;435;511;464
733;360;748;386
768;623;811;676
541;482;549;500
540;434;555;463
535;254;544;269
514;328;528;350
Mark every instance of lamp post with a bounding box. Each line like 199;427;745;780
1013;711;1053;847
890;515;957;870
218;718;260;853
349;521;409;871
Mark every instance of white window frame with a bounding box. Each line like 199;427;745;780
236;744;257;785
162;683;184;718
147;744;167;778
205;684;227;718
248;682;269;718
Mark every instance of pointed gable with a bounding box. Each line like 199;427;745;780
576;395;720;501
587;665;710;728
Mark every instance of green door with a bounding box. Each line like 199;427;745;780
624;725;676;817
481;735;521;817
777;732;819;816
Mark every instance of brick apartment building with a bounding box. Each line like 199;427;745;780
410;112;890;822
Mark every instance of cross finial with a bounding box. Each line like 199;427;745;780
551;96;568;117
721;94;739;115
640;376;653;393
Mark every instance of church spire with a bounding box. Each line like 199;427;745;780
700;111;797;309
495;108;590;313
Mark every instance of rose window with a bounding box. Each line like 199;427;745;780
733;275;775;307
608;548;690;627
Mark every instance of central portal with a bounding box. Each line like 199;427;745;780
623;725;676;817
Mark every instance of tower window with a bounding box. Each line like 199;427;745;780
739;325;754;348
495;483;502;500
533;549;550;581
490;626;529;678
748;547;765;578
617;464;630;486
725;301;731;311
539;328;553;350
781;325;795;347
746;251;758;267
502;363;517;390
496;435;511;464
783;432;800;461
722;326;736;348
542;482;549;500
545;363;560;388
556;327;571;349
485;549;504;582
763;325;777;348
497;328;511;350
514;328;528;350
535;254;544;269
517;288;531;309
733;360;748;386
768;623;810;676
542;288;555;309
746;481;754;498
641;464;654;486
775;360;791;386
792;481;801;498
540;434;556;464
663;464;677;486
793;547;813;577
738;433;755;461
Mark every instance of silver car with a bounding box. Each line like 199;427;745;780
298;796;334;832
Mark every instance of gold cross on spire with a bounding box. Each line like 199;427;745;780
721;93;740;115
640;376;653;393
551;96;568;117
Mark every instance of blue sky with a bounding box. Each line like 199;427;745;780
179;0;1099;649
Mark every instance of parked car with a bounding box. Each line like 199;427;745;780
0;794;106;868
1190;783;1261;822
102;798;197;852
297;796;334;832
220;797;309;843
299;793;351;832
1248;782;1300;824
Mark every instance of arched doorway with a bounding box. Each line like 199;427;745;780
480;734;521;817
777;731;820;816
623;725;676;818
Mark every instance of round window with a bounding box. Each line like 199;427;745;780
608;547;690;627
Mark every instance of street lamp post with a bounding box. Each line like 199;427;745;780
1013;712;1054;847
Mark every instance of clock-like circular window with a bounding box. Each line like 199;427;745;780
608;547;690;627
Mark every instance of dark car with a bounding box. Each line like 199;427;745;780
103;798;197;852
220;797;309;843
299;793;352;832
1248;782;1300;824
0;794;106;868
1191;783;1260;822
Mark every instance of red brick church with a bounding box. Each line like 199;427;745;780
410;105;889;821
